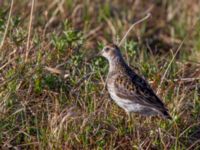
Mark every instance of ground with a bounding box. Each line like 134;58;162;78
0;0;200;149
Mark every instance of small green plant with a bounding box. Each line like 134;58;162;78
0;0;200;149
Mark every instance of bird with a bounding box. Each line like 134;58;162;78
100;43;172;120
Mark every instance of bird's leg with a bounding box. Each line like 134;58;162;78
126;111;131;122
126;111;134;130
147;116;152;123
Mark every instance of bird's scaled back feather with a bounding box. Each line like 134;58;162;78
113;72;169;114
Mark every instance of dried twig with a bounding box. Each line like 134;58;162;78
118;13;151;46
186;139;200;150
0;0;14;50
43;0;65;35
44;66;69;78
83;24;104;40
25;0;35;62
157;38;185;94
44;66;63;75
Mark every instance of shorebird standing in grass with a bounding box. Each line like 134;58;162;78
100;44;172;120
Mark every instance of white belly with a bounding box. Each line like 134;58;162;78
109;89;143;113
107;82;158;116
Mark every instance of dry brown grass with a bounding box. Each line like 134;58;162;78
0;0;200;149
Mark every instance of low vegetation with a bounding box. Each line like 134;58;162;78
0;0;200;149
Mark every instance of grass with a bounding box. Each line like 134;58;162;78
0;0;200;149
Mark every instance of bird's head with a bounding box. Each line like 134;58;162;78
100;44;122;61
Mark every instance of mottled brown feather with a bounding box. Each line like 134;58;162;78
103;44;172;119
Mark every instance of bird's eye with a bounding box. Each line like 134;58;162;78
104;47;109;52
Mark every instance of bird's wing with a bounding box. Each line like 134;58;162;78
114;73;167;111
113;74;136;99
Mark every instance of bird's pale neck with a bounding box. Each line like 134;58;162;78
108;56;126;72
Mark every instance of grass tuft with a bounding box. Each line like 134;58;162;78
0;0;200;149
